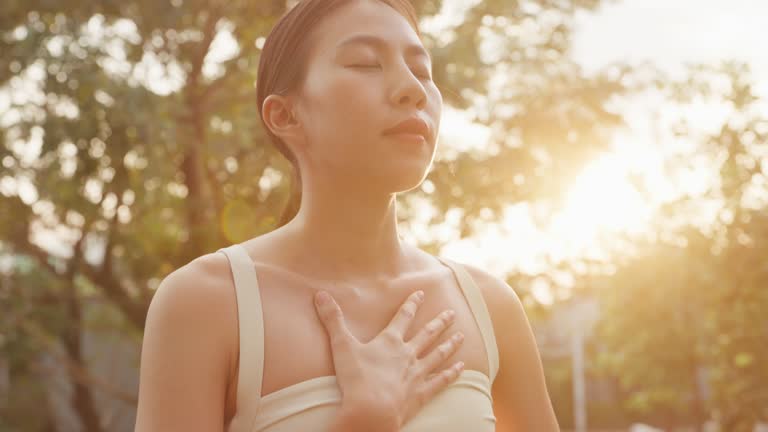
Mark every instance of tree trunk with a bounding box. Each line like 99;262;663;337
63;238;103;432
62;286;103;432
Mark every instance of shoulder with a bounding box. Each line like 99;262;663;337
451;261;532;370
142;249;238;372
136;250;239;430
147;250;236;330
458;261;525;326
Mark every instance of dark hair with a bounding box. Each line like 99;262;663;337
256;0;420;227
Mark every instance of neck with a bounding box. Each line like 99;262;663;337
280;179;410;279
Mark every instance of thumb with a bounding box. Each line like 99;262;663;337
314;291;354;347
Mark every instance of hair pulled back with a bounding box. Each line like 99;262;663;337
256;0;420;226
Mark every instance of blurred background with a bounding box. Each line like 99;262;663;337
1;0;766;431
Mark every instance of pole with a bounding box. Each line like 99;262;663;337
572;324;587;432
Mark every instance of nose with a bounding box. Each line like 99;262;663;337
389;65;427;110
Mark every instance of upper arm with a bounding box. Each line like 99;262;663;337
465;265;560;432
135;254;237;432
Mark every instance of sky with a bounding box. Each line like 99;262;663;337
571;0;768;83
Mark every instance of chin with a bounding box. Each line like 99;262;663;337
359;168;426;194
390;169;431;194
360;154;434;194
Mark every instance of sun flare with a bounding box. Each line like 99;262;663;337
548;153;655;250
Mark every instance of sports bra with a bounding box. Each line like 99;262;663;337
217;243;499;432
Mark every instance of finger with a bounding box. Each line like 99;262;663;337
314;291;356;348
407;309;455;356
385;290;425;337
420;361;464;400
417;331;464;375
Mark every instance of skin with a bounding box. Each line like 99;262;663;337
134;1;560;431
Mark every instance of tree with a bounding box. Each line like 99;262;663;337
591;62;768;432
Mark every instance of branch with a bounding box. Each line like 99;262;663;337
187;9;223;92
16;240;64;277
78;163;150;330
80;223;147;330
199;25;261;105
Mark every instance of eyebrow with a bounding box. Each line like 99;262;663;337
335;34;431;62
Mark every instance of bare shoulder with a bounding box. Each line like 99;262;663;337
459;262;525;324
145;251;237;343
135;251;238;432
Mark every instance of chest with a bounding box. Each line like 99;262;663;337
253;266;491;398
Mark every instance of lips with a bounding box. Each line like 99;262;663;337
382;117;431;141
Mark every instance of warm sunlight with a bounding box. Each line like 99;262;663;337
441;136;675;303
549;152;654;246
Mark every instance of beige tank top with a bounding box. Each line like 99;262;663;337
218;243;499;432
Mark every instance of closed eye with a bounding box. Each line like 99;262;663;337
348;64;431;80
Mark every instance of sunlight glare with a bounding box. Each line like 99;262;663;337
549;153;653;249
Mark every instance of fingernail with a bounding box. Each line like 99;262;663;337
416;290;424;300
316;291;329;305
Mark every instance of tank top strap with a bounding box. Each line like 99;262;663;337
217;243;264;428
436;257;500;383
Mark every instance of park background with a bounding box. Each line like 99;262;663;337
1;0;766;431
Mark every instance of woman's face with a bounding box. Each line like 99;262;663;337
292;0;442;194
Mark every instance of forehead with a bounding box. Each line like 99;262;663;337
308;0;424;59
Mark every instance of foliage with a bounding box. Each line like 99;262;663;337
590;63;768;431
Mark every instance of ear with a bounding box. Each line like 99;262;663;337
262;94;305;149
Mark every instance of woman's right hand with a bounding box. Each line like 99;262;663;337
313;289;465;428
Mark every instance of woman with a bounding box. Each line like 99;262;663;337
135;0;560;431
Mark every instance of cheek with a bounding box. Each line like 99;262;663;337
326;74;381;116
298;84;376;168
305;75;380;141
305;64;379;110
